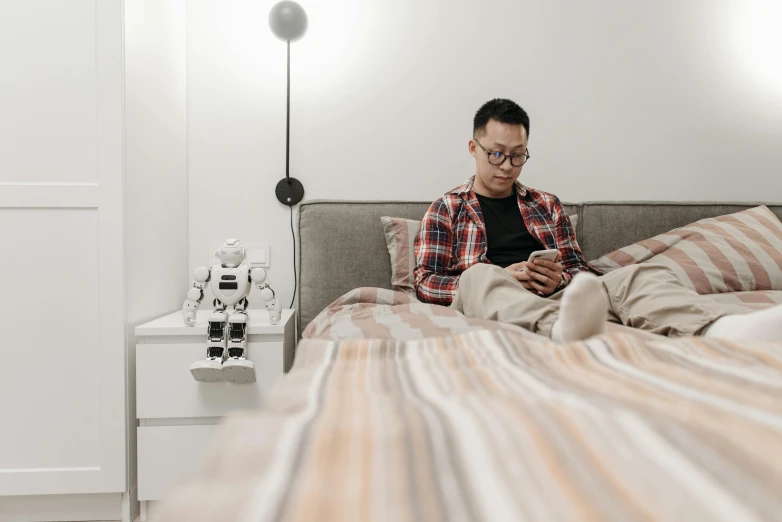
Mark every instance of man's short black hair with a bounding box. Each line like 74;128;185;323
473;99;530;138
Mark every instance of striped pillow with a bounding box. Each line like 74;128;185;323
588;206;782;294
381;216;420;294
381;214;580;294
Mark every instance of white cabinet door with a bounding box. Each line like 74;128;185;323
0;0;125;495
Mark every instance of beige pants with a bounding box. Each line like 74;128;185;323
451;263;752;338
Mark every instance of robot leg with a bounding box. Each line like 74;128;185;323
222;308;256;384
190;306;228;382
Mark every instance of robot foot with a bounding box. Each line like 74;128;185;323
222;357;256;384
190;358;224;382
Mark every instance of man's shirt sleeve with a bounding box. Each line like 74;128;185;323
550;196;589;284
414;198;460;305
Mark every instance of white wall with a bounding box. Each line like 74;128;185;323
187;0;782;308
125;0;189;517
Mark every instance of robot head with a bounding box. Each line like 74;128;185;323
216;238;246;268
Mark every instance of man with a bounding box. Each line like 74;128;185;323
413;98;782;342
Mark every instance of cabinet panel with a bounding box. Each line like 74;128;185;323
0;0;97;184
0;210;100;470
138;425;217;500
136;342;284;419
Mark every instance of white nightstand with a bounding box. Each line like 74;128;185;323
134;309;295;520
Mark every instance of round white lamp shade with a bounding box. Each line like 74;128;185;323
269;1;308;42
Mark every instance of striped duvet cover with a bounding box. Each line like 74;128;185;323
303;287;782;341
302;287;538;341
156;325;782;522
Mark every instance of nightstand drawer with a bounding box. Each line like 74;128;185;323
136;342;283;419
138;425;217;500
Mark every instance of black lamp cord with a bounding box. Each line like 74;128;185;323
286;39;295;310
290;205;296;309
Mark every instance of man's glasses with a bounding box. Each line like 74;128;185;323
473;138;530;167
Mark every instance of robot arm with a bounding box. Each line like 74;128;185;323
250;268;282;324
182;266;211;326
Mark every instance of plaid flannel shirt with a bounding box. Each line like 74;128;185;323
413;176;589;305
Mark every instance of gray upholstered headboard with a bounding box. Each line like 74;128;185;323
297;200;782;337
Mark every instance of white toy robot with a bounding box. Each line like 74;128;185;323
182;238;282;384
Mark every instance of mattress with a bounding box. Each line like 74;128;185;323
155;324;782;521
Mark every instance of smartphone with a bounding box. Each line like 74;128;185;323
527;249;560;263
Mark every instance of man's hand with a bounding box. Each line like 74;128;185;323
526;253;564;295
504;262;535;291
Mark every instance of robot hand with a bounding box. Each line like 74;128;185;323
182;289;201;326
183;266;210;326
263;290;282;324
251;268;282;324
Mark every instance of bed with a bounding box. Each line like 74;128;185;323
156;200;782;522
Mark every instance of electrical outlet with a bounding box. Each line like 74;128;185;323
249;245;270;268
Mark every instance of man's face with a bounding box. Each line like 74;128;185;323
469;119;528;198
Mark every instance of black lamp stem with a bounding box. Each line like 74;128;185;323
286;39;291;184
274;37;303;207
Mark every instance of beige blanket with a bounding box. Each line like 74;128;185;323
156;328;782;522
303;287;782;342
302;287;536;340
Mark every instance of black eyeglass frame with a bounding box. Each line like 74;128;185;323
473;138;530;167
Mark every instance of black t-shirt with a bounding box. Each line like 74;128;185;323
476;190;542;268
